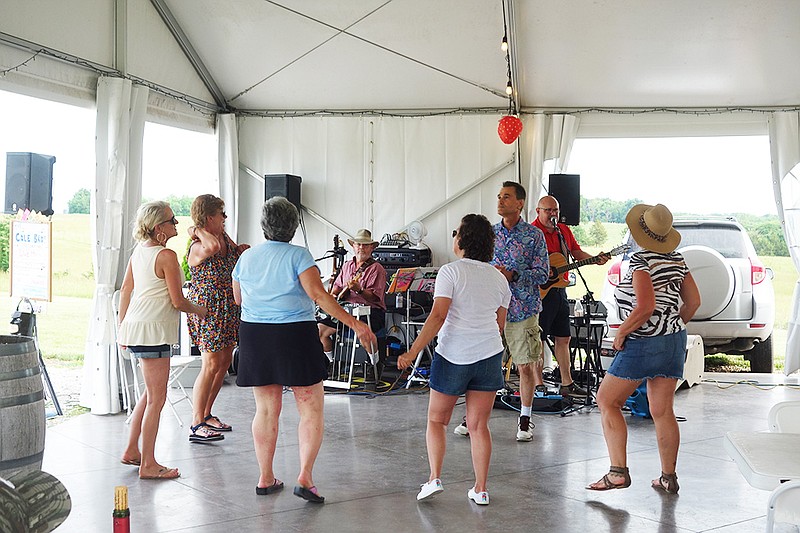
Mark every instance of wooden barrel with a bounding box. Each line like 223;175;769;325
0;335;45;479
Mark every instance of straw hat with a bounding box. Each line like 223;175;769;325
625;203;681;253
348;229;378;246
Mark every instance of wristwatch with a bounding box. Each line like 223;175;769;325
511;271;520;282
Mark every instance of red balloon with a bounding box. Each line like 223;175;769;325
498;115;523;144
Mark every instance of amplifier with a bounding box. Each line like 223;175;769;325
372;246;431;268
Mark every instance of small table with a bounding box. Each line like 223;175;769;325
724;431;800;490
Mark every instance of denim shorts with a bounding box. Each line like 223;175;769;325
428;350;504;396
127;344;172;359
607;329;687;381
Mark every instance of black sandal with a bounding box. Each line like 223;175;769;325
586;466;632;491
652;472;679;494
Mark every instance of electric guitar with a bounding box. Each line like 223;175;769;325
539;244;629;299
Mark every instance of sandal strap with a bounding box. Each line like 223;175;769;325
609;466;629;475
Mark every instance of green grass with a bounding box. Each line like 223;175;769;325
0;214;193;361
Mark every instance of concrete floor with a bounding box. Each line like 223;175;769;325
40;372;800;532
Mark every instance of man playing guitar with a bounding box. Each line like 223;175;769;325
533;195;609;398
317;229;387;362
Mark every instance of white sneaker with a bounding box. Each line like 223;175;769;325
417;478;444;501
454;416;469;436
516;415;533;442
468;487;489;505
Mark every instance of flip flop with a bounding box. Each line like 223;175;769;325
120;458;141;466
204;414;232;432
189;423;225;443
256;479;284;495
140;467;180;480
293;485;325;503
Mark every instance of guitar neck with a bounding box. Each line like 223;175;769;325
555;255;600;275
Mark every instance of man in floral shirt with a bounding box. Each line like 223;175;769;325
492;181;549;441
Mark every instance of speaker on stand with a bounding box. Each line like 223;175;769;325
265;174;302;212
548;173;580;226
5;152;56;215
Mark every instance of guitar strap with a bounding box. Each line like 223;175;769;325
337;257;376;286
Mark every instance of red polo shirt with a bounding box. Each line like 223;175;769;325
532;218;582;255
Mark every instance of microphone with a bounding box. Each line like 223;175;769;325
550;216;558;227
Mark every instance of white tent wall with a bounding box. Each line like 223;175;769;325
236;115;517;266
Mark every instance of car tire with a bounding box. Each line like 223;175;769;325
679;245;735;319
746;335;773;373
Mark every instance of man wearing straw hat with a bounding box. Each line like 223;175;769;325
317;229;387;361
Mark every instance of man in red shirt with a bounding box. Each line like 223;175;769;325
532;195;608;398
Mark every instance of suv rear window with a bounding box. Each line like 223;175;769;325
625;223;748;259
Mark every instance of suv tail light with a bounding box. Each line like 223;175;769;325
606;261;621;286
751;258;767;285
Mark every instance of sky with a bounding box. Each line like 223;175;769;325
0;89;778;217
0;90;217;213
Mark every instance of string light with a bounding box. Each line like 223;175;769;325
501;36;508;52
506;81;513;96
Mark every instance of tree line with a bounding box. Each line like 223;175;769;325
578;196;788;256
56;190;790;258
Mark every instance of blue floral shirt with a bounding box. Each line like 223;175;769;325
492;218;549;322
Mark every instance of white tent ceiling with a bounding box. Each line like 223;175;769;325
2;0;799;116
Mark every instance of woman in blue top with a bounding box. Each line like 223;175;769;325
232;197;377;504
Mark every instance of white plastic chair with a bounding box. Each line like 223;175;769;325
766;480;800;532
767;401;800;433
113;290;197;427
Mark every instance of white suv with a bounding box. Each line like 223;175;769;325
600;218;775;372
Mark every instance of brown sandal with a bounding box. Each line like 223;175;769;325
586;466;632;491
652;472;679;494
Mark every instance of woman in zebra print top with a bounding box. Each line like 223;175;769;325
587;204;700;495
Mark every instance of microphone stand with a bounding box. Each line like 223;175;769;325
551;218;600;414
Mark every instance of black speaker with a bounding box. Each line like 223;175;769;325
5;152;56;215
548;173;580;226
265;174;302;211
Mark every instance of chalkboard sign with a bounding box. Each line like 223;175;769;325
10;220;53;301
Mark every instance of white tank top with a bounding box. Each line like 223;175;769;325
117;244;180;346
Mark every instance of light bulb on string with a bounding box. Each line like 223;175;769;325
506;81;513;96
501;36;508;52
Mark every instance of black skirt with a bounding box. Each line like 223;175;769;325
236;321;327;387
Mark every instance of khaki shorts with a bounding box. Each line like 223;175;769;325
503;314;543;366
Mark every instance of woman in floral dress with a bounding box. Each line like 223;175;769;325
186;194;249;443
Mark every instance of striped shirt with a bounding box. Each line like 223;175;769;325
614;250;689;338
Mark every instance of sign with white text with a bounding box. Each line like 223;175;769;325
10;220;53;301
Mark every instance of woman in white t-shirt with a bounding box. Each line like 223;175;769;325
398;214;511;506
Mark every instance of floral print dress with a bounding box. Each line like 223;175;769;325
186;233;242;352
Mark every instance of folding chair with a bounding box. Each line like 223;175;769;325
767;401;800;434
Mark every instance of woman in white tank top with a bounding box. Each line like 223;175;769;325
117;201;207;480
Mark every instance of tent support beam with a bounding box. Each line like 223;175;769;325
238;162;352;239
415;156;515;222
149;0;228;110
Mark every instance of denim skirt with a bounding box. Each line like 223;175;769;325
607;329;687;381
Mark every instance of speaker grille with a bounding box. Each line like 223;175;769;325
265;174;302;211
548;174;580;226
5;152;55;215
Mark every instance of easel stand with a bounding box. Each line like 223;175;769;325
11;298;62;416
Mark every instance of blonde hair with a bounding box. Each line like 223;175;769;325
191;194;224;228
133;201;170;242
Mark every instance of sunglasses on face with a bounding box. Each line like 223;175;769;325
160;216;178;226
452;229;458;238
